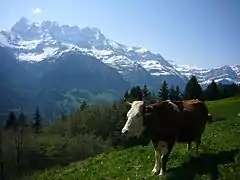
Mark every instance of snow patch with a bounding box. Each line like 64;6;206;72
18;47;58;61
18;39;43;49
135;47;148;54
91;48;113;60
108;41;122;49
140;60;174;76
201;78;239;85
0;33;12;47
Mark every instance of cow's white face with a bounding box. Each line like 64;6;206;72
121;101;146;137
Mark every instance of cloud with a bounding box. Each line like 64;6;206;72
31;8;42;14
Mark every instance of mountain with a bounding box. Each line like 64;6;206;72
170;60;240;88
0;17;189;90
0;17;239;119
0;45;129;120
1;18;238;89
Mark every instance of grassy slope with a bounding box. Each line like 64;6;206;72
28;97;240;180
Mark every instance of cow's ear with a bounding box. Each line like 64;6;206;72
123;97;132;106
145;105;153;113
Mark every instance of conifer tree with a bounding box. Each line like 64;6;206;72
183;76;204;101
129;85;143;101
169;85;175;100
32;106;41;134
142;84;150;100
5;111;17;130
204;80;221;100
80;101;88;110
18;112;27;127
175;85;183;100
0;121;3;179
123;90;129;100
158;80;169;100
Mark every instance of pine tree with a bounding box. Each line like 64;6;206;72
32;106;41;134
112;101;117;109
169;85;176;100
0;122;3;179
123;90;129;100
5;111;17;130
175;85;183;100
129;85;143;101
18;111;27;127
80;101;88;110
183;76;204;101
158;80;169;100
142;84;150;100
16;111;27;174
204;80;221;100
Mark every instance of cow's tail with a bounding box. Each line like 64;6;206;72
202;103;213;123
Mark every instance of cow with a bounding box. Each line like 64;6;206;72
121;99;212;176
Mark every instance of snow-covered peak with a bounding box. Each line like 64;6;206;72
169;60;204;71
134;47;149;54
170;61;240;85
41;20;59;29
11;17;31;31
81;27;104;40
232;65;240;76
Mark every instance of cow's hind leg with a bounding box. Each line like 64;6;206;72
151;141;170;175
159;141;174;176
187;142;192;152
187;141;195;157
151;148;161;175
193;138;201;157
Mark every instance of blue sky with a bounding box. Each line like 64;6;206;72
0;0;239;68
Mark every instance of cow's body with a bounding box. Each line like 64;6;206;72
121;99;212;176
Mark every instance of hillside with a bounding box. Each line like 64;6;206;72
0;46;129;120
27;97;240;180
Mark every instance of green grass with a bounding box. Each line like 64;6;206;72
27;97;240;180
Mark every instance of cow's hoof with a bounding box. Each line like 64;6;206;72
151;168;160;175
192;151;200;158
158;169;165;176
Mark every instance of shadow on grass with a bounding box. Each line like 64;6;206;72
167;148;239;180
212;117;226;123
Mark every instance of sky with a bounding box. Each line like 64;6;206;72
0;0;239;68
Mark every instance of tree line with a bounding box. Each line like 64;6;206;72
0;76;239;180
124;76;240;102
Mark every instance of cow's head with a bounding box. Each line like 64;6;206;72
121;100;153;137
121;99;180;137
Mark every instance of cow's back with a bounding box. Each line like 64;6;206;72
142;100;210;142
176;100;209;142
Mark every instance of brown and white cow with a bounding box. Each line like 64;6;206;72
121;99;212;176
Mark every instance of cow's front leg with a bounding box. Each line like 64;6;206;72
193;139;201;157
159;142;174;176
151;149;161;175
151;140;166;175
187;141;194;157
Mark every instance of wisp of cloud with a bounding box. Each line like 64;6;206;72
31;7;42;14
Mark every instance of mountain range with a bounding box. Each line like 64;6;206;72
0;17;239;120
